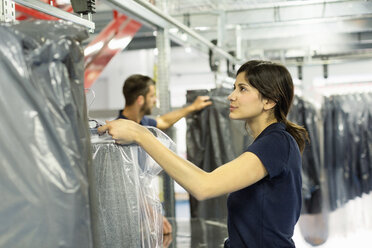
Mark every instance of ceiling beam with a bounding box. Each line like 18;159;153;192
14;0;95;30
101;0;240;63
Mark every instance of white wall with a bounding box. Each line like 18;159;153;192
90;49;155;110
169;47;216;107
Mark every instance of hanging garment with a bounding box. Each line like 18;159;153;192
323;93;372;211
288;96;328;246
360;93;372;192
288;96;322;214
0;21;92;248
348;93;371;195
186;88;252;220
90;127;176;248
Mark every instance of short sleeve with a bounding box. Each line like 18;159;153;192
246;131;290;179
141;116;157;127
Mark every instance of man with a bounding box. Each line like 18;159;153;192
118;74;212;235
118;74;212;129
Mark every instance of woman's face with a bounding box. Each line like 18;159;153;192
227;72;265;120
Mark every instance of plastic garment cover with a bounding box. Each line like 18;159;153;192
323;93;372;210
186;89;252;220
319;92;372;243
288;96;329;245
0;21;92;247
294;92;372;246
90;127;176;248
288;96;322;214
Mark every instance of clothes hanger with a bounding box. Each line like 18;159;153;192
84;88;113;143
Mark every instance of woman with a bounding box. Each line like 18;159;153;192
98;60;309;248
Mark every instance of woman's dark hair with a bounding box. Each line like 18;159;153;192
122;74;155;105
237;60;309;152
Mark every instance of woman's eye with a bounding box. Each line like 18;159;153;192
240;87;247;92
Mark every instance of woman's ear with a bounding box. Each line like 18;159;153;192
263;98;276;110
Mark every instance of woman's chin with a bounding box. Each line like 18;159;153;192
229;114;247;121
229;113;237;119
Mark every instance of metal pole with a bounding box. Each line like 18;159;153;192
155;0;175;220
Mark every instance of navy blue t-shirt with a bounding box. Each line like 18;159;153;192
117;110;157;127
226;122;302;248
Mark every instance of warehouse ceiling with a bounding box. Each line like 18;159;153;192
93;0;372;65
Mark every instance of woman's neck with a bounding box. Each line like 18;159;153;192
247;118;278;139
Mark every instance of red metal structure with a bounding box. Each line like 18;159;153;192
84;10;142;89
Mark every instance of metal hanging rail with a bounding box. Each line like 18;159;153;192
13;0;95;31
102;0;240;64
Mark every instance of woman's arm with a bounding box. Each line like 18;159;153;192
98;119;268;200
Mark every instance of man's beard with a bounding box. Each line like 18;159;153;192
141;100;152;115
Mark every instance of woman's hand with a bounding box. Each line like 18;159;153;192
97;119;146;144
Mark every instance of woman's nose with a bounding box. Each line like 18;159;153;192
227;92;234;101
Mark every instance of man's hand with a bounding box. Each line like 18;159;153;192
156;95;212;130
162;232;172;248
163;216;172;235
191;96;212;112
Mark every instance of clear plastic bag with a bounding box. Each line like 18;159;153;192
90;127;176;248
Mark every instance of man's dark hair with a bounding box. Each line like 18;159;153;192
123;74;155;105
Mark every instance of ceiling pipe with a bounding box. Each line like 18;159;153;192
227;0;351;12
132;0;239;63
102;0;240;64
170;0;352;16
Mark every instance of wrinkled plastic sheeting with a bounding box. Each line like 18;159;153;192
0;21;92;247
91;127;176;248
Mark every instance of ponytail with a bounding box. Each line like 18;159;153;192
283;119;309;153
275;101;309;153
